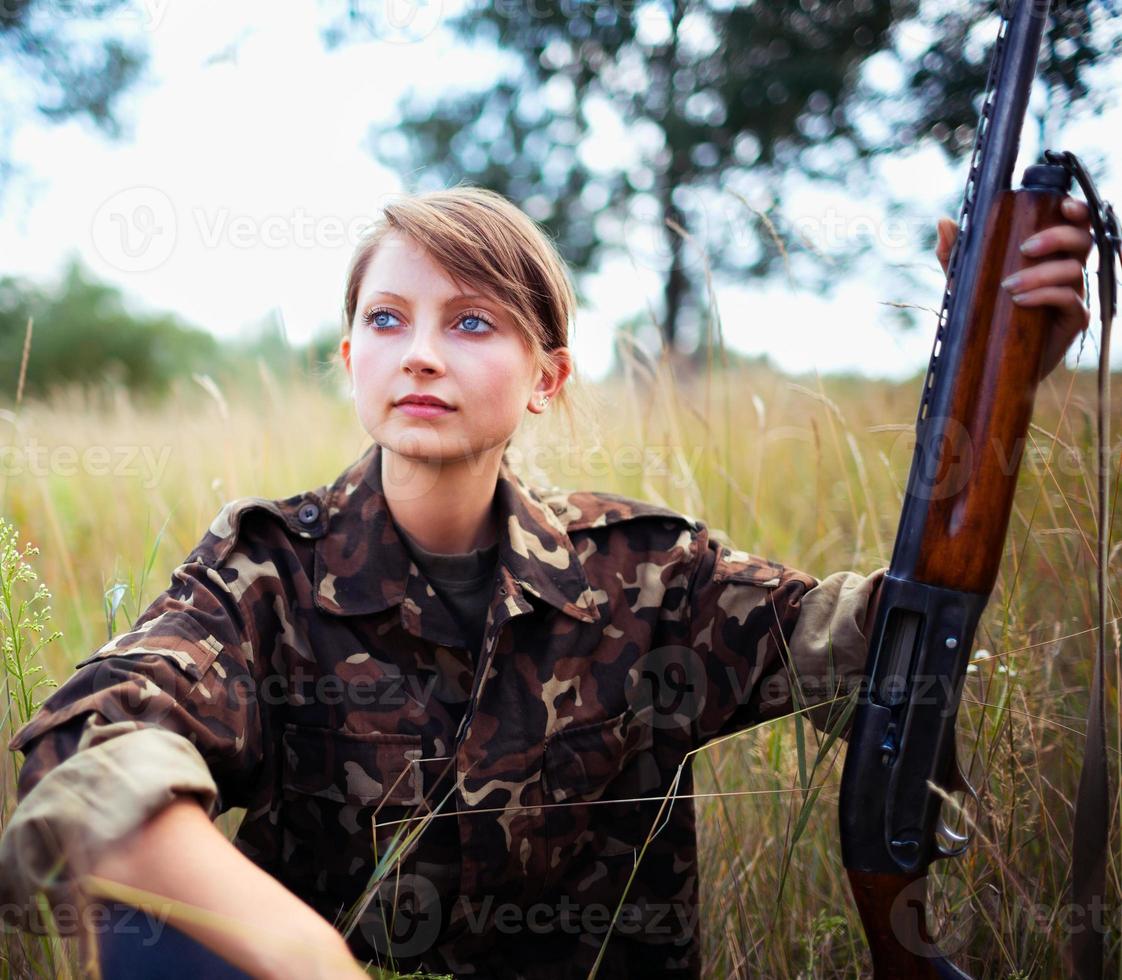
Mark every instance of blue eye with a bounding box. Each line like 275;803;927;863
364;309;401;329
459;312;495;334
360;307;496;334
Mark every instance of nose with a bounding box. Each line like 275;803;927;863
400;320;445;377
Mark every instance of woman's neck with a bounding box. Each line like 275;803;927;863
380;445;503;555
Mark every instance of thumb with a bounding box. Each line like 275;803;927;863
935;217;957;275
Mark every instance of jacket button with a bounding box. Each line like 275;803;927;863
298;501;320;524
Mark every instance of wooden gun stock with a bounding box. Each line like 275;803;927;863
847;870;970;980
914;185;1070;593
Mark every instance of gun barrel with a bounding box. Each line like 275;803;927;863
892;1;1052;582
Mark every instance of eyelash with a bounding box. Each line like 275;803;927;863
360;307;497;334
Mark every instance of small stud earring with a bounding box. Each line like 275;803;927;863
539;395;549;409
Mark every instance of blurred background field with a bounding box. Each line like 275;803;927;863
1;346;1118;976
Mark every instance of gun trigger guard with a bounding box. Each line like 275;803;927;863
934;745;979;860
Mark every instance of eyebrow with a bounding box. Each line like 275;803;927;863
366;290;497;307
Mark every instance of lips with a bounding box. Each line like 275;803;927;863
395;395;453;409
394;395;455;419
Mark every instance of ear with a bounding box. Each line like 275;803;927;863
340;335;352;377
529;348;573;412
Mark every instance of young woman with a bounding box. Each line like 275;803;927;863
0;187;1092;979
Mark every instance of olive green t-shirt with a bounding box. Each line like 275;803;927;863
391;523;501;936
395;523;500;657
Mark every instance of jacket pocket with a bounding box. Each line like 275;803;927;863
542;709;655;803
277;724;430;911
281;723;425;807
541;709;662;885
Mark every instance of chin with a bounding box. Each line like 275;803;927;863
395;434;514;466
378;428;457;458
383;437;448;461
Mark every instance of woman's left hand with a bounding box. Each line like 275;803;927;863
934;196;1094;378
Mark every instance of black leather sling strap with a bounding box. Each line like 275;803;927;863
1045;149;1121;980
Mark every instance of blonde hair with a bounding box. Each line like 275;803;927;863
341;185;590;446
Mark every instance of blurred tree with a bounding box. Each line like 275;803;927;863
302;326;346;379
325;0;1118;361
1;0;147;199
0;258;220;400
226;312;348;393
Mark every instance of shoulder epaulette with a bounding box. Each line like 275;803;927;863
186;488;329;566
534;487;701;534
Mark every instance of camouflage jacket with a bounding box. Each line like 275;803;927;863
0;442;880;979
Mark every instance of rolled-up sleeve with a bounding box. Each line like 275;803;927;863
684;522;882;745
0;544;270;933
0;723;218;932
788;568;884;731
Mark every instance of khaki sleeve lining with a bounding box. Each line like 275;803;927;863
0;725;218;932
788;568;885;732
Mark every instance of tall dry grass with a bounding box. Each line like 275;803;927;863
0;338;1118;976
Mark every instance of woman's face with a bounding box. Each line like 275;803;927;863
340;231;564;464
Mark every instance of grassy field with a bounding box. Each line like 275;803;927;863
0;349;1118;977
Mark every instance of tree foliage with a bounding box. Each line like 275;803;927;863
1;0;147;196
0;259;221;400
338;0;1118;354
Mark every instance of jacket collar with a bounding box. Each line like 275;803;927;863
313;443;600;628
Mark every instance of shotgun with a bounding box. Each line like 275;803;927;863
837;1;1120;977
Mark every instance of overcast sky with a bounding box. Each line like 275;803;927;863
2;0;1119;381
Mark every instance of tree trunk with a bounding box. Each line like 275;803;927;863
660;186;689;354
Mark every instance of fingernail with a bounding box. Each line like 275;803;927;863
1020;236;1042;255
1062;198;1081;216
1010;293;1028;305
1002;273;1023;291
